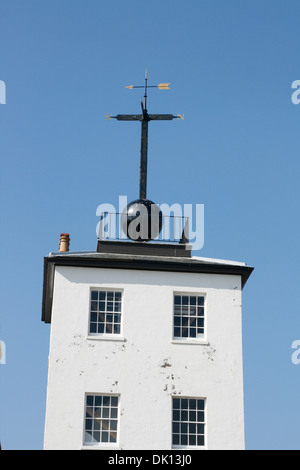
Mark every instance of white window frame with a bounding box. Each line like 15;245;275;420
172;292;207;344
83;393;120;448
172;396;206;450
87;288;123;339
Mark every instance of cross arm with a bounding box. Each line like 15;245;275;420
148;114;181;121
110;114;143;121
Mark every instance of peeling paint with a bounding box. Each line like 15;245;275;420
160;358;172;368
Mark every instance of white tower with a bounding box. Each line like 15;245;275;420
42;76;253;450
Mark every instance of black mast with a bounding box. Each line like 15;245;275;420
108;70;182;200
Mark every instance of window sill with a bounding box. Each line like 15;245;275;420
81;445;121;451
171;339;209;346
86;335;126;342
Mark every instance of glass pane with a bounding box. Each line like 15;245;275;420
189;399;196;409
181;399;189;409
94;396;102;407
90;323;97;333
197;296;205;306
181;423;188;434
111;397;118;407
86;395;94;406
94;420;100;431
189;328;196;338
189;410;196;422
197;423;205;434
181;434;188;446
189;423;196;433
103;396;110;406
107;314;113;323
182;296;189;305
110;408;118;419
97;323;105;334
93;431;100;443
197;435;205;446
190;296;196;305
114;302;121;312
197;306;204;317
85;419;92;430
99;292;106;301
173;410;180;421
91;291;98;301
107;292;114;301
90;312;97;322
102;408;109;418
197;411;205;422
181;410;188;421
173;434;179;445
174;327;181;338
173;398;180;409
113;324;120;334
109;432;117;443
110;419;118;430
172;422;179;433
102;431;108;443
197;399;205;411
115;292;122;301
189;434;196;446
174;296;181;305
99;301;105;311
91;301;98;311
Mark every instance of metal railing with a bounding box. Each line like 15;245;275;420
97;212;189;244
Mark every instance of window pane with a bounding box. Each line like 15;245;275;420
115;292;121;301
197;399;205;410
110;420;118;430
94;396;101;407
173;398;180;409
111;397;118;407
91;291;98;301
181;434;188;445
174;296;181;305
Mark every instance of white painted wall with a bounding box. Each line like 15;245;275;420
43;265;245;450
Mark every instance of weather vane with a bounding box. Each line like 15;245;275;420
107;69;184;201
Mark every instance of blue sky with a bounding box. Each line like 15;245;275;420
0;0;299;450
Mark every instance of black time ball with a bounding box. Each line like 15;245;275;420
121;199;163;241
